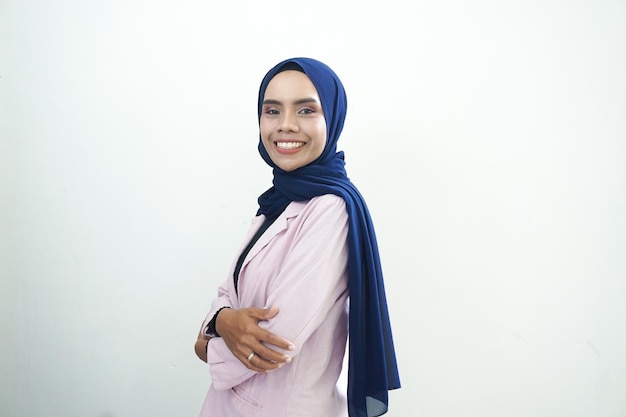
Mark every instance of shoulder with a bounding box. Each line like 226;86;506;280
300;194;347;219
282;194;347;222
296;194;348;227
308;194;346;211
283;195;349;244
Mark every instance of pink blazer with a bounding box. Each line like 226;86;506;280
199;194;350;417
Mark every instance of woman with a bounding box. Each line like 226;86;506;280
195;57;400;417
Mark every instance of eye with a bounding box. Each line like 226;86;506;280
264;108;279;115
298;108;315;115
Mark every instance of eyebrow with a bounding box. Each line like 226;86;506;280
262;97;320;106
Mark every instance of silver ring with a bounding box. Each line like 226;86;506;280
247;353;255;362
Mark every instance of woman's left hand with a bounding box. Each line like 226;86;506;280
216;306;294;372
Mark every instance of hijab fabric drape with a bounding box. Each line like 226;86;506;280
256;57;401;417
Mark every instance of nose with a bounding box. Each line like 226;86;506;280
278;110;298;132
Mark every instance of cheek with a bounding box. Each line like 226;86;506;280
259;120;272;142
315;121;327;147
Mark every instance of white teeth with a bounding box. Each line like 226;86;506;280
276;142;304;150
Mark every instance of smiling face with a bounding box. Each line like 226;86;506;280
259;70;327;172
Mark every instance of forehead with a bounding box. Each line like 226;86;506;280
264;70;319;99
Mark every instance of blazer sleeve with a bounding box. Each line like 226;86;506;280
206;194;349;390
202;216;269;333
201;278;234;336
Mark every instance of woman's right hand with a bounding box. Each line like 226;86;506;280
216;306;295;372
194;322;211;363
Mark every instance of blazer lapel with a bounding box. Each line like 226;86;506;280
241;201;306;269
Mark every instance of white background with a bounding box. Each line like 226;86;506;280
2;0;626;416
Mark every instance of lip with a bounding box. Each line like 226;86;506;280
274;139;305;154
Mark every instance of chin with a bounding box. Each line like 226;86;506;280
273;159;304;172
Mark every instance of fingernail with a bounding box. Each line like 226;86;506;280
287;344;295;351
285;356;292;363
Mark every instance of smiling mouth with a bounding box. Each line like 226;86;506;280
276;141;305;150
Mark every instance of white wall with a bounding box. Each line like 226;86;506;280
2;0;625;416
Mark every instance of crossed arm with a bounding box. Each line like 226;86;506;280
195;195;349;381
194;306;294;372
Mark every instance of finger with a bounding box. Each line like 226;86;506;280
236;328;293;360
222;335;286;369
229;335;288;366
259;330;295;352
244;351;272;372
254;343;293;364
246;352;286;372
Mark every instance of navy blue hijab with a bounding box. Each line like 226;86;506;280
256;57;401;417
